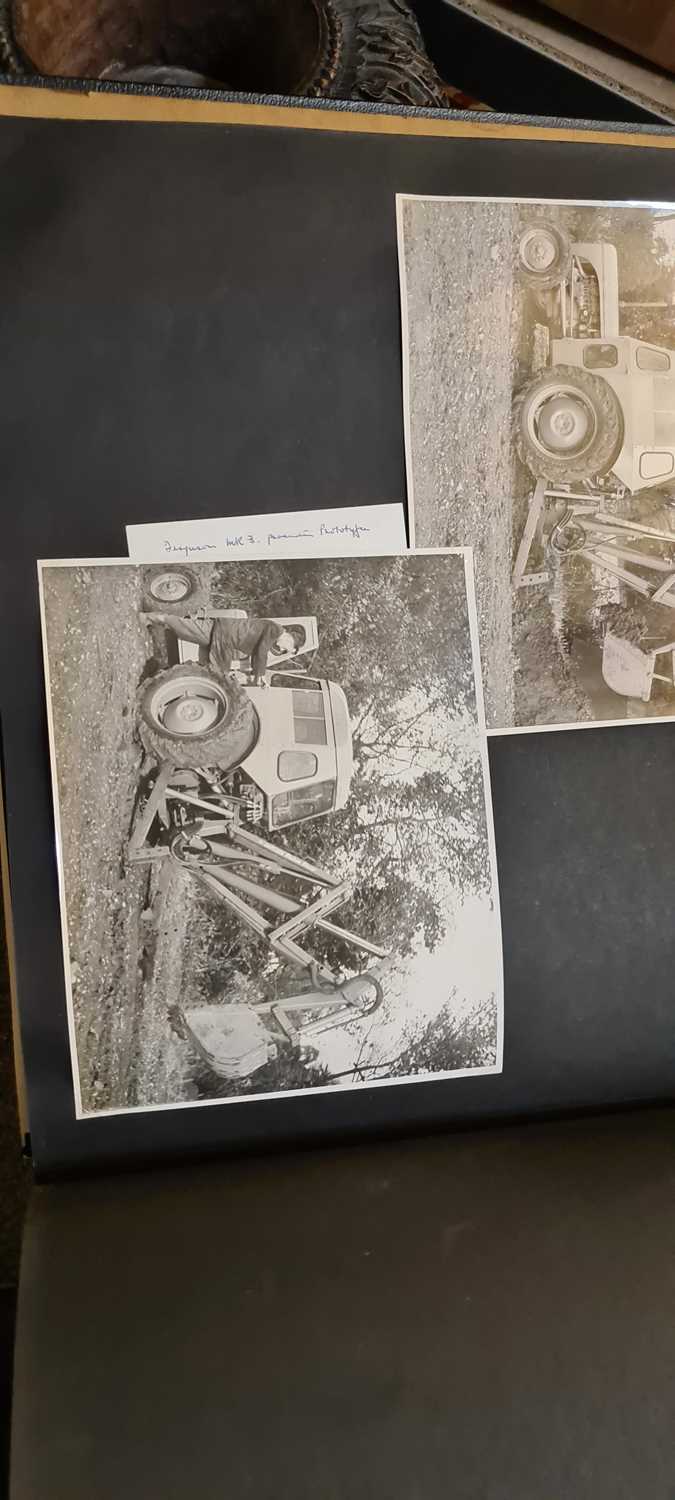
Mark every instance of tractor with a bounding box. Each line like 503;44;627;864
513;222;675;708
138;565;352;834
130;566;387;1082
514;221;675;493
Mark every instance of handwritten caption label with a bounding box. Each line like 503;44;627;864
127;505;406;563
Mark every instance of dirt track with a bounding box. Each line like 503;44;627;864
400;197;518;727
42;566;198;1114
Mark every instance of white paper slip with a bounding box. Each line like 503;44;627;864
126;504;407;562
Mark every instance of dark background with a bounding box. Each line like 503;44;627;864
0;925;28;1499
10;1106;675;1500
415;0;673;123
2;98;675;1177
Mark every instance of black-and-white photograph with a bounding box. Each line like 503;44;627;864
39;551;502;1117
398;196;675;732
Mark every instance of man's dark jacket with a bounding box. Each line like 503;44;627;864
209;617;283;678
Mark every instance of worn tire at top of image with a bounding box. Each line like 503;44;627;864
137;662;259;770
514;363;624;484
142;565;202;610
517;220;572;290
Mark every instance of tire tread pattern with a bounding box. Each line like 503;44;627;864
137;663;258;770
515;363;624;483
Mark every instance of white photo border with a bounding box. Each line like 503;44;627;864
397;193;675;737
38;547;504;1119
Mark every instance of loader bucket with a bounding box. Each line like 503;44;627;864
181;1003;275;1080
601;633;653;703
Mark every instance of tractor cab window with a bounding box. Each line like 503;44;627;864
583;343;618;369
277;751;318;782
292;688;328;746
636;346;671;372
639;451;675;480
271;780;335;828
271;674;321;691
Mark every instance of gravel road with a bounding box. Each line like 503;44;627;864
42;565;200;1114
400;197;519;728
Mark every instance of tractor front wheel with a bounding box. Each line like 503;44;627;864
516;221;572;289
514;364;624;484
143;566;199;606
137;663;259;770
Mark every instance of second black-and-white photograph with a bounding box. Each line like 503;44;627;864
39;550;502;1118
398;195;675;732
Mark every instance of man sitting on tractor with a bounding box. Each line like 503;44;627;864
164;614;306;684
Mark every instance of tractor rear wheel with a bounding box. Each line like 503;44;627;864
137;663;258;770
516;221;571;289
514;364;623;484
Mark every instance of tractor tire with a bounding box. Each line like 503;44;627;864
514;364;624;484
137;663;259;771
143;566;200;608
516;221;572;289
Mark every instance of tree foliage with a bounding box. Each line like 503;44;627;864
385;994;497;1078
565;204;675;344
212;555;490;963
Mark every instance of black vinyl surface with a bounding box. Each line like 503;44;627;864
2;97;675;1175
10;1108;675;1499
